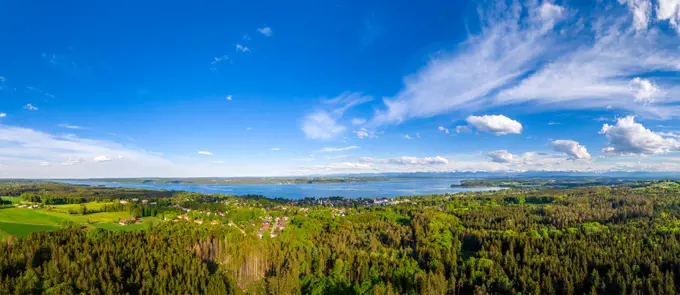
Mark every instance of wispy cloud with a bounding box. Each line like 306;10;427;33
370;1;680;125
0;113;6;118
301;92;372;140
351;118;366;125
403;134;414;140
455;125;470;133
211;55;228;65
226;95;233;101
26;86;56;99
353;127;379;139
198;151;213;155
271;147;281;151
236;44;250;52
0;125;172;177
57;124;84;130
257;27;272;36
438;126;450;134
319;146;359;152
23;104;38;111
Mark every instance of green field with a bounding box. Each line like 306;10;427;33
47;202;113;213
0;222;59;238
0;205;149;239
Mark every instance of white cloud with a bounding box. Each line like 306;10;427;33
486;150;514;163
372;2;565;124
226;95;233;101
438;126;450;134
403;134;414;140
466;115;522;135
657;0;680;33
39;162;50;167
61;158;83;166
353;127;378;139
329;156;448;167
455;125;470;133
0;113;5;118
211;55;228;65
57;124;84;130
301;92;372;140
24;104;38;111
257;27;272;36
600;116;680;155
618;0;652;31
271;148;281;151
319;146;359;152
368;1;680;125
302;111;346;140
387;156;449;165
94;156;112;162
351;118;366;125
236;44;250;52
213;160;225;164
548;122;561;125
552;139;592;160
198;151;213;155
630;77;659;102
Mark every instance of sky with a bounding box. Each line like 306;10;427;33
1;0;680;178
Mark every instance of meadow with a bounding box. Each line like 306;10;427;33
0;202;151;240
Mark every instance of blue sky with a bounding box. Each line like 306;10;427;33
1;0;680;177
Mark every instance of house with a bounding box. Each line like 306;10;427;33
194;219;204;224
211;220;219;225
132;198;139;202
141;200;148;204
120;200;129;205
119;217;138;225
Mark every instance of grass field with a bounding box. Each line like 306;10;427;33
47;202;113;213
0;222;59;238
0;205;151;239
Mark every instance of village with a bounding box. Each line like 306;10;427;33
111;195;410;238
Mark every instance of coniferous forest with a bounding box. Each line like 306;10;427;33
2;181;680;294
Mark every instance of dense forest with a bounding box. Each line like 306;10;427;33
2;180;680;294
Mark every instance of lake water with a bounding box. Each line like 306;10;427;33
61;178;499;199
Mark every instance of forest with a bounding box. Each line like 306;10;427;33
2;180;680;294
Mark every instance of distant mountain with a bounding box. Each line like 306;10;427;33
316;171;680;180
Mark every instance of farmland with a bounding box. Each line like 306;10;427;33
0;202;151;240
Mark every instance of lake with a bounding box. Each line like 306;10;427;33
61;178;499;199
